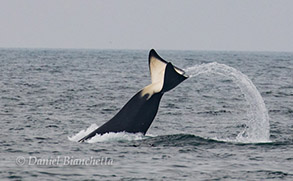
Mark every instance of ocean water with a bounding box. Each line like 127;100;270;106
0;48;292;180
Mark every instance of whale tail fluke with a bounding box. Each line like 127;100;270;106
148;49;188;93
78;49;188;142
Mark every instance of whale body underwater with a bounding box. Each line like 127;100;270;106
78;49;188;142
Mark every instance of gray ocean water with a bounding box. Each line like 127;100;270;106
0;48;292;180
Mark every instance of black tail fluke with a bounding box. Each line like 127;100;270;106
148;49;188;93
78;49;188;142
161;62;188;93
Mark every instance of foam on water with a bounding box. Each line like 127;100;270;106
87;132;146;143
185;62;271;143
68;123;98;142
68;124;146;143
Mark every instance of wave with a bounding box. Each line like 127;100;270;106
138;134;290;147
68;125;217;144
68;125;288;146
68;127;222;145
212;137;273;144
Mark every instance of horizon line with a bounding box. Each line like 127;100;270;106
0;46;292;54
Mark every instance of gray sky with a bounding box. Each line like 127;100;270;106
1;0;293;52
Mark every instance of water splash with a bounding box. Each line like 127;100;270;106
185;62;270;143
68;124;146;143
86;132;146;143
68;124;98;142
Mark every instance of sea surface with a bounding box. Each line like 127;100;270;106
0;48;292;180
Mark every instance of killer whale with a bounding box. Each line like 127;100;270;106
78;49;188;142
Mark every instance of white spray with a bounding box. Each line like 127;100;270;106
185;62;270;142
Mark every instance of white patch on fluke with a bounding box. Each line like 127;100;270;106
141;82;162;99
141;55;167;99
149;56;166;86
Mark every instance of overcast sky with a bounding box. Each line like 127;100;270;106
1;0;292;52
